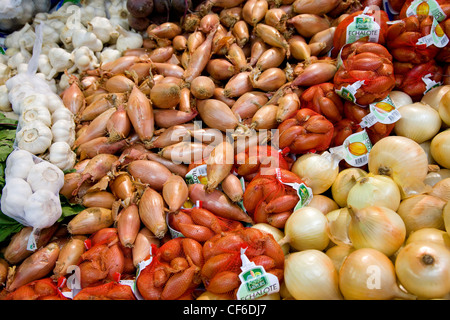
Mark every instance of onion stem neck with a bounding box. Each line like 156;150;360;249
378;166;392;176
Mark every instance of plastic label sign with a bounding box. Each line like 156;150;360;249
359;95;401;128
236;247;280;300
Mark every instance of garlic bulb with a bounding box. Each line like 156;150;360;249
430;129;450;169
72;46;100;72
49;142;77;172
26;161;64;194
51;119;76;146
1;178;33;223
290;152;339;194
284;250;343;300
5;149;35;181
368;136;429;198
326;207;352;247
280;207;330;251
15;93;49;116
348;206;406;257
331;168;367;208
346;174;401;211
87;16;119;44
395;241;450;299
115;25;143;53
23;189;62;229
394;102;442;144
406;228;450;248
19;104;52;128
339;248;415;300
52;107;74;123
16;120;53;155
0;85;11;112
397;195;446;235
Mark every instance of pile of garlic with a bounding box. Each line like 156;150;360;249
1;149;64;229
6;71;77;171
0;0;143;102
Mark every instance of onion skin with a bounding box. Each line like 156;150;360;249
67;207;114;235
206;140;234;192
292;61;337;87
127;86;154;146
139;187;167;239
73;108;117;148
117;204;141;248
106;106;132;142
53;236;86;278
7;243;60;292
197;99;239;132
188;183;253;223
145;151;189;177
63;82;86;115
132;228;160;266
110;173;136;202
153;108;198;128
80;191;117;209
127;159;172;191
162;174;189;212
221;174;244;202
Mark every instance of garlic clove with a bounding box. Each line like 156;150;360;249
23;189;62;229
26;161;64;194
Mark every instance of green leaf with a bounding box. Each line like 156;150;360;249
59;195;85;221
0;211;24;243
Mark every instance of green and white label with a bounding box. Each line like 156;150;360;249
185;164;208;185
335;80;366;103
422;73;443;94
416;17;449;48
346;13;381;44
274;168;313;210
360;95;401;128
406;0;447;22
330;130;373;167
236;248;280;300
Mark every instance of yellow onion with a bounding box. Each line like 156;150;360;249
424;168;450;186
223;71;253;98
421;85;450;111
419;140;436;164
339;248;416;300
348;206;406;257
326;207;351;247
444;202;450;237
325;245;354;273
254;23;290;55
308;27;335;56
395;241;450;299
279;207;330;251
250;67;286;92
331;168;367;208
406;228;450;248
104;75;135;93
206;139;234;192
368;136;429;198
232;20;250;47
255;47;286;71
346;174;402;211
430;129;450;169
284;250;343;300
252;223;289;255
306;194;339;215
390;90;413;108
206;59;236;81
110;172;136;203
290;152;339;194
428;177;450;201
397;195;446;235
292;0;340;15
438;90;450;126
276;91;300;123
394;102;442;144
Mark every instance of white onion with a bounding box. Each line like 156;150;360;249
284;250;343;300
394;102;442;144
430;129;450;169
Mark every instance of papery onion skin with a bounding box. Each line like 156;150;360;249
284;250;343;300
348;206;406;257
430;129;450;169
339;248;416;300
331;168;367;208
368;136;429;197
406;228;450;248
395;241;450;300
